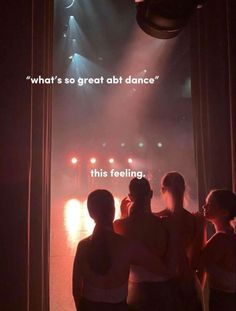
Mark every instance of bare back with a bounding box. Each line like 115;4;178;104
73;230;167;291
74;232;132;289
157;209;205;275
113;212;168;259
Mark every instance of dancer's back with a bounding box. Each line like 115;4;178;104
201;190;236;311
74;231;137;290
156;207;204;266
114;178;172;311
157;172;204;311
114;211;167;258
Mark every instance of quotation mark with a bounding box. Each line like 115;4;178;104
26;76;31;80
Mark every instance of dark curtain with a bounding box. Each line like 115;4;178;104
191;0;236;206
28;0;53;309
0;0;53;310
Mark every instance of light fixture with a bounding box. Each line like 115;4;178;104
136;0;207;39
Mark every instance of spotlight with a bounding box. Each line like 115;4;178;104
90;158;96;164
128;158;133;164
136;0;207;39
71;157;78;164
121;143;126;147
157;142;163;148
109;158;114;164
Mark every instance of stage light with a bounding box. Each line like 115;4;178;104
136;0;207;39
90;158;96;164
138;142;144;148
65;0;75;9
102;142;107;147
71;157;78;164
157;142;163;148
68;53;106;79
109;158;114;164
121;142;125;147
128;158;133;164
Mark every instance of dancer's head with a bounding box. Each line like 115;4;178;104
129;177;153;204
87;190;115;275
161;171;186;209
87;189;115;226
204;189;236;224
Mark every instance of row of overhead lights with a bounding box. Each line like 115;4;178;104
100;142;163;148
102;142;163;148
70;157;133;165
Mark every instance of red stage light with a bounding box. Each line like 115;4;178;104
109;158;114;164
90;158;96;164
128;158;133;164
71;157;78;164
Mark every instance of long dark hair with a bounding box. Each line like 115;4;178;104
87;190;115;275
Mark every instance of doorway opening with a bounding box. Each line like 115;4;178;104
50;1;197;310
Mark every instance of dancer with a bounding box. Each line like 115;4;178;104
114;178;175;311
73;189;168;311
201;189;236;311
156;171;205;311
